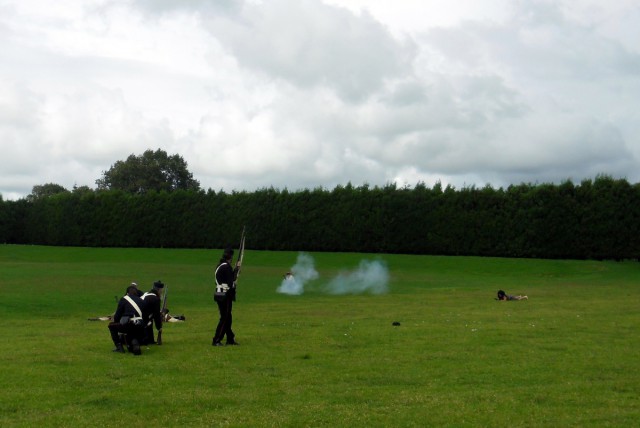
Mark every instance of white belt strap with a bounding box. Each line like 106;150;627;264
124;295;143;318
215;263;231;293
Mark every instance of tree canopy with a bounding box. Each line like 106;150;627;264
95;149;200;193
27;183;69;201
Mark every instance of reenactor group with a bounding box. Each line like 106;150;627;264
108;281;165;355
107;238;245;355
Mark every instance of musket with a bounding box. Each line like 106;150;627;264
157;284;168;345
234;227;246;284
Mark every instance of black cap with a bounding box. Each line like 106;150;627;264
223;247;234;258
154;280;165;289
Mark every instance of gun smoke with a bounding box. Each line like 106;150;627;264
277;252;319;295
277;253;389;295
325;259;389;295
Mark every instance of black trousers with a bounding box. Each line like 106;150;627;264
142;324;155;345
109;321;144;347
213;297;235;344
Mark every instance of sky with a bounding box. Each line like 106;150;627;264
1;0;639;200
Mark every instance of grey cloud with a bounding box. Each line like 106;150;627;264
129;0;239;16
0;81;48;181
392;2;640;186
200;0;415;102
381;79;429;106
426;2;640;81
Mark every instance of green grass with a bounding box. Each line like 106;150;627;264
1;245;639;427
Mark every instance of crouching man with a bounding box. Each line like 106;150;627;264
108;284;146;355
140;281;164;345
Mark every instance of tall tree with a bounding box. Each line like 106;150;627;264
27;183;68;201
96;149;200;193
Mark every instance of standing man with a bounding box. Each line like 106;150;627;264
141;281;164;345
108;283;146;355
212;248;239;346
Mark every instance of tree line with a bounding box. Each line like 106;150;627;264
1;175;638;260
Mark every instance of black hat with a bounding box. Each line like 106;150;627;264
153;280;165;289
223;247;234;258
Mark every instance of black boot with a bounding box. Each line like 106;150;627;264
112;343;125;353
130;339;141;355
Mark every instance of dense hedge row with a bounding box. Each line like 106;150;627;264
1;176;638;259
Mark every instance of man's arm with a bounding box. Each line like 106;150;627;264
112;299;125;323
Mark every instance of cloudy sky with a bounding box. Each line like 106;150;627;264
1;0;639;200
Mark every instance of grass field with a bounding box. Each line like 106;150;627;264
0;244;639;427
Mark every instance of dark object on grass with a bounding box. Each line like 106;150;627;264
392;321;401;326
496;289;528;301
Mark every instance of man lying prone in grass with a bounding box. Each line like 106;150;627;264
496;290;528;301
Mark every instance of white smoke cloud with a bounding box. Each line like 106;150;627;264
276;252;319;295
277;254;390;295
325;259;389;295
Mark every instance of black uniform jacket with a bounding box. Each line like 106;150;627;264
113;294;146;323
216;261;237;300
141;292;163;330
